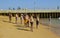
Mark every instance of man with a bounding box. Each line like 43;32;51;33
20;14;23;24
30;16;34;32
9;13;12;23
15;14;18;24
36;17;39;29
25;14;29;27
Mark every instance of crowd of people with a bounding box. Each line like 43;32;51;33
9;13;40;32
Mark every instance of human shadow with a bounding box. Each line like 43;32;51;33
3;20;9;23
16;27;30;31
3;20;16;24
14;24;31;28
14;24;30;31
14;25;24;27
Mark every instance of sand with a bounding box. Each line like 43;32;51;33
0;16;60;38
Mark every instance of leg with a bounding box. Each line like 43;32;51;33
27;21;29;27
9;17;11;23
20;18;22;24
36;21;39;29
15;17;17;24
31;22;33;32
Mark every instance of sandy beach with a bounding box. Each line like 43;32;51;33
0;16;60;38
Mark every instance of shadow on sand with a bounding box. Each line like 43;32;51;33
2;20;10;23
14;25;30;31
16;27;30;31
3;20;16;24
3;20;9;23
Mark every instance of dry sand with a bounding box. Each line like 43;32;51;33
0;16;60;38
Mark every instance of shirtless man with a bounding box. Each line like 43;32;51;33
15;14;18;24
25;14;29;27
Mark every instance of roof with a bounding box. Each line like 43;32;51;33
0;9;60;13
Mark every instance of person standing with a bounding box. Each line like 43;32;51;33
36;17;39;29
20;14;23;24
15;14;18;24
30;16;34;32
9;13;12;23
25;14;29;27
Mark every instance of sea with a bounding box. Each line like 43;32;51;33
40;18;60;36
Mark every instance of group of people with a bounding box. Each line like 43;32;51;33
9;13;40;32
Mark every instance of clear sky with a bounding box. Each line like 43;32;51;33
0;0;60;10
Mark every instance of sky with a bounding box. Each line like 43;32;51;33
0;0;60;10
